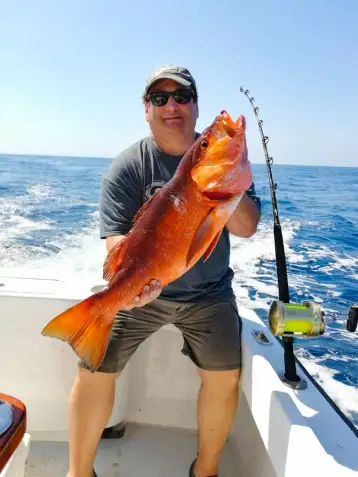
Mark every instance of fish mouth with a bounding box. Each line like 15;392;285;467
222;121;236;138
210;111;244;141
203;190;236;201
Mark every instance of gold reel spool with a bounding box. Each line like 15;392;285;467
269;300;326;337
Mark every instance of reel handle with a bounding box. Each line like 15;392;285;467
346;305;358;332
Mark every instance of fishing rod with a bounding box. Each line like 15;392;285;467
239;88;290;303
240;86;326;389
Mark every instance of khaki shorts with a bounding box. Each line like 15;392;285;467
79;296;242;373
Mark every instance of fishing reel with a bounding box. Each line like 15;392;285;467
267;300;326;390
268;300;326;338
269;301;358;336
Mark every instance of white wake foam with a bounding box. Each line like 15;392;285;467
0;184;55;245
0;211;106;286
229;218;301;309
297;350;358;424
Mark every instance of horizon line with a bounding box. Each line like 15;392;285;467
0;152;356;169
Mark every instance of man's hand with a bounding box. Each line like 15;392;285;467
123;279;162;310
226;192;260;238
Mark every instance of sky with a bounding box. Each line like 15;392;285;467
0;0;357;166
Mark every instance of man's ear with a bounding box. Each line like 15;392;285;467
144;101;149;122
194;102;199;121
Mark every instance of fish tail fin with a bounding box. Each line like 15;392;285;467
41;293;115;372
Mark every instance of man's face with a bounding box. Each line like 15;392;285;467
144;79;199;141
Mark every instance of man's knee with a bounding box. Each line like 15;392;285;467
197;368;241;392
77;365;121;382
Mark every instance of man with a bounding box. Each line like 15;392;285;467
66;65;261;477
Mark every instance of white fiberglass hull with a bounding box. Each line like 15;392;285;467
0;273;357;477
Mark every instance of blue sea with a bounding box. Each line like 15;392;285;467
0;153;357;426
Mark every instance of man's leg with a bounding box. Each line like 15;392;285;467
175;298;242;477
66;297;171;477
195;368;240;477
67;368;119;477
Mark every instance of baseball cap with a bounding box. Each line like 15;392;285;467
143;64;198;98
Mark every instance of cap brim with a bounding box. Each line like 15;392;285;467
145;74;192;94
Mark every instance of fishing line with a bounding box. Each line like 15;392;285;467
240;86;325;388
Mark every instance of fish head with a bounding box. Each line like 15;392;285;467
190;110;253;200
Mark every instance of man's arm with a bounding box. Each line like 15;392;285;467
226;191;261;238
106;234;125;253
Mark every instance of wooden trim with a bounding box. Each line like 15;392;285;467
0;393;27;473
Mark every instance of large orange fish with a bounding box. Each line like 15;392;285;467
41;111;253;371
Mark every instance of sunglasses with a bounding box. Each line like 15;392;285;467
146;89;195;107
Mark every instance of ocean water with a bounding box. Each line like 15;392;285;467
1;153;357;427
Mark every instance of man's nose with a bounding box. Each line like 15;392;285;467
165;95;178;109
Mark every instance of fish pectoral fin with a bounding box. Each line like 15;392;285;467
186;209;223;267
186;195;243;268
203;230;222;262
103;239;127;282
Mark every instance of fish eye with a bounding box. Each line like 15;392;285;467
200;139;209;149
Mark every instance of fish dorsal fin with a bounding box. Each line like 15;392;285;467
133;194;157;224
103;239;127;282
186;209;223;267
103;194;157;282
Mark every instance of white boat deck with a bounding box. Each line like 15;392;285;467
25;423;239;477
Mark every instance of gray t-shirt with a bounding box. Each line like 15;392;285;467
99;135;261;303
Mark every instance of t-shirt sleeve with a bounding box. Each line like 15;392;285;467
246;182;262;215
99;149;143;239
